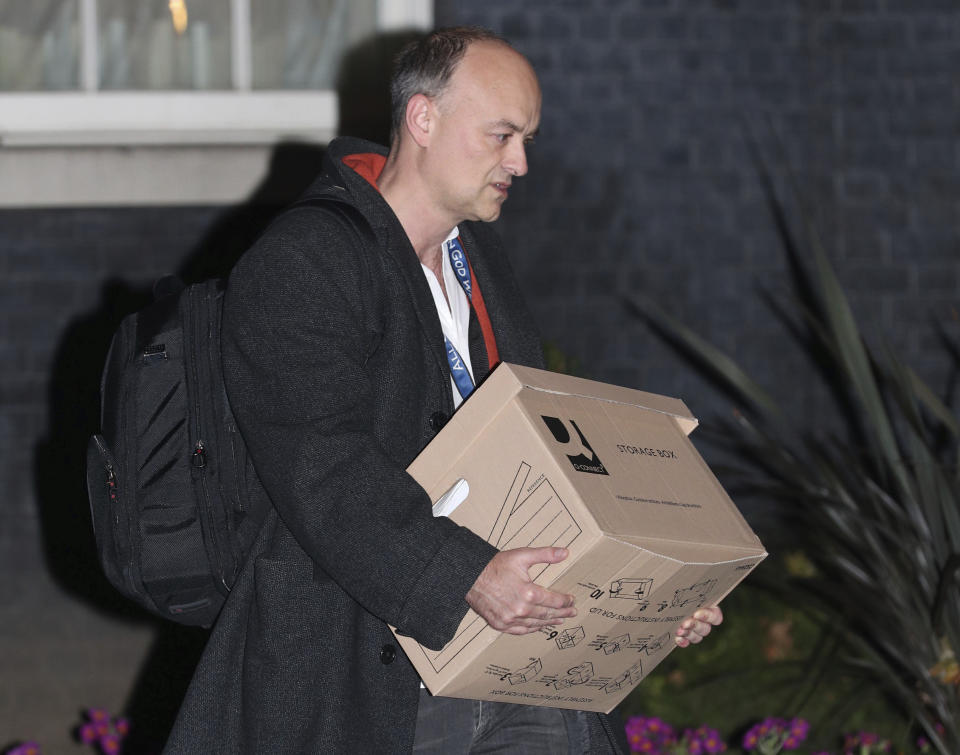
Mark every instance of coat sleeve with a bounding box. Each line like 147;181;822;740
220;207;497;650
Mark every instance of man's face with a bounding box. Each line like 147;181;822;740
425;41;542;225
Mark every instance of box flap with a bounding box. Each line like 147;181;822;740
608;534;767;565
503;363;699;436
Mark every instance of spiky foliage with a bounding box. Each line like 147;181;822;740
632;154;960;753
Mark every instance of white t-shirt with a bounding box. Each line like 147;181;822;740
421;227;475;408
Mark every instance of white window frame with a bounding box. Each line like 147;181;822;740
0;0;432;147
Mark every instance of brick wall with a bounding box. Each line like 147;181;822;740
2;1;958;749
0;204;279;752
438;0;960;423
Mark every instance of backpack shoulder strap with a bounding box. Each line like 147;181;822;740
289;191;378;250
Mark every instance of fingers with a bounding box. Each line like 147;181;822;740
674;605;723;648
483;610;572;634
531;582;575;610
482;584;577;633
514;546;571;570
497;546;576;612
700;605;723;625
466;548;576;635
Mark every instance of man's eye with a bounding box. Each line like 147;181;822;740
495;133;510;143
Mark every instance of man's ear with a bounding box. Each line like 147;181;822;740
404;93;434;148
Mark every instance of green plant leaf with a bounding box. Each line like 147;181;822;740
631;123;960;753
629;295;782;420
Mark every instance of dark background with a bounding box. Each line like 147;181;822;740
2;0;958;751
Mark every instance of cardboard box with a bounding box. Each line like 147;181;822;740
397;363;767;713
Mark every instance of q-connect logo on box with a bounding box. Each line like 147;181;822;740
540;416;609;475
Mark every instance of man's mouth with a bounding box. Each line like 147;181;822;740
493;182;510;197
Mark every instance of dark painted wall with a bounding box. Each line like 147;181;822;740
2;0;958;748
436;0;959;422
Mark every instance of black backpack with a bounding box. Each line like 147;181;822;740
86;194;374;626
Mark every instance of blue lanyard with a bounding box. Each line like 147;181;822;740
445;337;474;400
443;236;475;400
447;236;472;299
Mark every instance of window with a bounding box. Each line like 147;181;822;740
0;1;81;91
0;0;431;145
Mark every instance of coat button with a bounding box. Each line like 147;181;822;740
429;411;448;432
380;643;397;665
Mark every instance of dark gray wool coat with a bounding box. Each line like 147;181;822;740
162;137;624;753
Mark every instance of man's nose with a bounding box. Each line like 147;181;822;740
504;141;528;177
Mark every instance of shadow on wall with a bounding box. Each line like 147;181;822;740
30;28;423;754
337;29;423;147
29;154;323;751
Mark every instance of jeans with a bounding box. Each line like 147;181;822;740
412;690;614;754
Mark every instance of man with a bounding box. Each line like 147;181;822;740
163;27;721;753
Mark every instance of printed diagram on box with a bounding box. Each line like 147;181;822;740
598;575;719;614
601;633;630;655
608;577;668;613
636;631;671;656
505;658;543;685
415;462;583;675
484;627;668;696
599;576;668;613
554;626;585;650
540;623;587;651
602;659;644;695
551;662;594;690
488;462;582;557
588;633;631;655
591;632;670;657
672;578;718;609
609;578;653;601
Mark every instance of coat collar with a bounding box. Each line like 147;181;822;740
314;138;456;404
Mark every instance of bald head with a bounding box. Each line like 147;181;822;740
389;27;533;144
433;40;540;128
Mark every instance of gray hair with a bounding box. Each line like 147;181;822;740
389;27;510;141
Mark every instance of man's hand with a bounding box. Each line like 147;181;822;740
673;605;723;648
466;547;576;635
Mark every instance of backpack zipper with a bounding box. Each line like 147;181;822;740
192;440;207;469
189;288;229;594
93;434;119;517
91;433;130;567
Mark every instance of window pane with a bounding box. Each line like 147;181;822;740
251;0;377;90
97;0;231;90
0;1;79;91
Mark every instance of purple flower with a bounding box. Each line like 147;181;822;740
79;722;99;744
842;730;891;755
789;718;810;738
783;718;809;750
742;716;807;753
624;715;727;755
625;716;664;753
86;708;110;723
647;716;674;740
73;708;130;755
625;715;681;753
700;728;727;754
7;743;42;755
